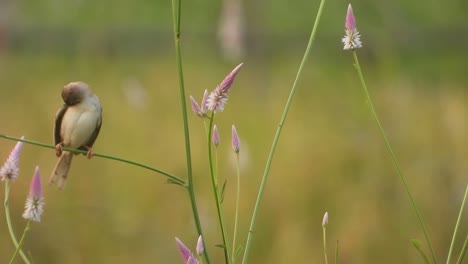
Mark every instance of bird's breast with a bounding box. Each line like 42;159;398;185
60;96;101;148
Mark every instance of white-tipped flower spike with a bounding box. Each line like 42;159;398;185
342;4;362;50
175;237;197;264
212;125;220;147
22;166;44;222
231;125;240;154
196;235;204;256
0;136;25;182
207;63;243;113
322;211;329;227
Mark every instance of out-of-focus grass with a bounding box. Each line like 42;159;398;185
0;49;467;264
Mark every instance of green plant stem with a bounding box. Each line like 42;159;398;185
170;0;209;262
9;220;31;264
456;234;468;264
448;184;468;264
208;113;231;263
241;0;326;262
351;51;437;264
0;134;185;185
323;226;328;264
4;182;31;264
232;154;241;262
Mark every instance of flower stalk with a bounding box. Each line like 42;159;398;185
208;113;231;263
241;0;327;261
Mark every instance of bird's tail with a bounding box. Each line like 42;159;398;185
49;151;73;190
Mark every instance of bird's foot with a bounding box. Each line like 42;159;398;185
84;146;94;159
55;142;64;157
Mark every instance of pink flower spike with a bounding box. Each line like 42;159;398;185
342;3;362;50
232;125;240;154
212;125;220;147
175;237;195;263
22;166;44;222
196;235;204;256
207;63;244;113
345;4;356;31
0;136;25;182
190;95;202;116
219;63;244;94
200;89;209;115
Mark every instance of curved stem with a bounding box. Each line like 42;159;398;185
241;0;327;262
4;182;31;264
208;113;231;263
170;0;208;262
9;220;31;264
0;134;185;186
352;51;437;264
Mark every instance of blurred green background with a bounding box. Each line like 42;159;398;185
0;0;467;263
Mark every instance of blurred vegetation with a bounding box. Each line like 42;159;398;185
0;0;467;263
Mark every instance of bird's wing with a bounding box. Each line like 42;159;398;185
82;107;102;149
54;104;68;146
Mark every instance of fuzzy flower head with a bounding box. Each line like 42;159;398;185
0;136;25;182
342;4;362;50
206;63;243;113
22;166;44;222
231;125;240;154
175;237;199;264
212;125;220;147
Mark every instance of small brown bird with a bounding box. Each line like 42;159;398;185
49;82;102;189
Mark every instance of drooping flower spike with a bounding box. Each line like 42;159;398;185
206;63;243;113
0;136;25;182
342;4;362;50
22;166;44;222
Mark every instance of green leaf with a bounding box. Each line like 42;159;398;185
215;244;226;249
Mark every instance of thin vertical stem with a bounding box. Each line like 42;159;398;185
241;0;327;262
232;154;241;262
4;182;30;264
170;0;209;263
447;184;468;264
208;113;231;263
323;226;329;264
352;50;437;264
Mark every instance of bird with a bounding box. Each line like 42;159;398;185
49;81;102;189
